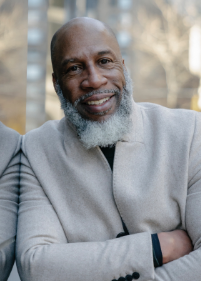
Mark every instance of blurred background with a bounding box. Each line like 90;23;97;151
1;0;201;135
1;0;201;279
0;0;27;134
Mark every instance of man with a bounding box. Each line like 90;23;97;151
17;17;201;281
0;122;21;281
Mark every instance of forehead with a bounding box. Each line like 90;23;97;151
56;24;121;63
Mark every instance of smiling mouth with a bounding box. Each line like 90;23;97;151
79;94;116;116
86;97;110;105
81;92;116;105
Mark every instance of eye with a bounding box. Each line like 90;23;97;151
66;65;82;75
100;58;110;64
70;65;79;71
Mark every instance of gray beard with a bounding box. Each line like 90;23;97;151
55;69;134;149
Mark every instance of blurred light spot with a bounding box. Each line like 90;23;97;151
27;65;44;81
120;13;132;27
189;25;201;76
28;0;44;7
117;32;131;48
118;0;132;10
28;29;44;45
28;11;43;24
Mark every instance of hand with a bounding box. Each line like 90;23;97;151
158;229;193;264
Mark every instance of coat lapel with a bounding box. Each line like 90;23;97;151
26;119;124;242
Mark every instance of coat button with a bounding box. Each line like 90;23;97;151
126;275;133;281
132;272;140;279
118;277;126;281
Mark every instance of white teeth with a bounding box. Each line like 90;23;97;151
87;97;110;105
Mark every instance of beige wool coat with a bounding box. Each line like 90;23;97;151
0;122;21;281
17;101;201;281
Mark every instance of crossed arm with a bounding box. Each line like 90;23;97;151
17;147;201;281
0;139;21;281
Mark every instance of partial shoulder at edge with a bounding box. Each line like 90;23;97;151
0;121;20;148
137;102;197;119
22;118;66;152
137;102;199;137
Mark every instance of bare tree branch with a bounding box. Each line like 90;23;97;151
133;0;196;107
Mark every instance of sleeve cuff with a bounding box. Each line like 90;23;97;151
151;233;163;267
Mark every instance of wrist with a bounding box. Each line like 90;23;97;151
158;232;174;264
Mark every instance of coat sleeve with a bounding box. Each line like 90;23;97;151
0;135;21;281
154;112;201;280
16;147;155;281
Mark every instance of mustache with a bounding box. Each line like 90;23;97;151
73;89;121;108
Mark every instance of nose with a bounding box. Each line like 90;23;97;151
81;66;107;90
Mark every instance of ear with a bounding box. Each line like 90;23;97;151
122;59;128;71
52;73;57;93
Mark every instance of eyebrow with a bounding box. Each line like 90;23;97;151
61;58;79;67
97;50;114;56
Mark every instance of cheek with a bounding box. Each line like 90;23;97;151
108;70;125;89
109;77;124;92
62;80;80;103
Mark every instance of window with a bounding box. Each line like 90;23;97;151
118;0;132;10
110;0;117;6
86;0;98;10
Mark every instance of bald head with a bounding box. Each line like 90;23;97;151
50;17;120;73
51;17;127;123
